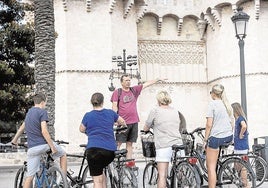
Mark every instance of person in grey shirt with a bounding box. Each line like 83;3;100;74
204;84;233;188
143;90;183;188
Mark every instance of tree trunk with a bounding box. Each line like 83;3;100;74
34;0;55;138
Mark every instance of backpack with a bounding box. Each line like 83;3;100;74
117;87;136;114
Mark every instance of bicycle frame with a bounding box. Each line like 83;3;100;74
67;152;88;185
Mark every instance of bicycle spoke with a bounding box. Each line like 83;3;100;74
218;158;256;188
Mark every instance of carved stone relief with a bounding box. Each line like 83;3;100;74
138;40;205;65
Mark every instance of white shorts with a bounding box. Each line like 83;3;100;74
26;142;66;177
155;147;173;162
234;149;248;154
155;147;186;162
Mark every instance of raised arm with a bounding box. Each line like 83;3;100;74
142;78;167;89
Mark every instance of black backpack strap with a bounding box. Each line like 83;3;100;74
117;88;122;114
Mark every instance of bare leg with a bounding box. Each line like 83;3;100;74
157;162;169;188
117;142;122;150
23;176;34;188
60;154;67;174
206;147;219;188
93;173;105;188
126;142;133;159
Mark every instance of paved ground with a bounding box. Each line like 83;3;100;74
1;161;268;187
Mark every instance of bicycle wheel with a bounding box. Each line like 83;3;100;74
143;162;158;188
14;165;28;188
173;161;201;188
105;164;118;188
46;165;68;187
119;166;138;188
218;157;256;188
81;165;94;188
248;154;267;187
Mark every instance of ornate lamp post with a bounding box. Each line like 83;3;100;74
231;7;250;117
108;49;141;91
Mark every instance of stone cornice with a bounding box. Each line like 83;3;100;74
123;0;134;18
56;70;268;85
255;0;260;20
86;0;91;12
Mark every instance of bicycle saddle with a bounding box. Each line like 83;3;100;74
220;141;233;149
172;144;185;151
115;149;128;156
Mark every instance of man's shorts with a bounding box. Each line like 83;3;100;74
86;147;115;176
26;142;66;177
207;135;233;149
116;123;138;143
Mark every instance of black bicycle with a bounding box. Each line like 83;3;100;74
248;144;268;187
14;141;68;188
56;141;94;188
141;130;201;188
183;127;257;188
104;126;138;188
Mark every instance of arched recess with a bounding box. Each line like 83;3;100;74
137;12;159;40
180;15;200;41
161;14;180;39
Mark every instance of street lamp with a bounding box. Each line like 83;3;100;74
231;7;250;117
108;49;141;91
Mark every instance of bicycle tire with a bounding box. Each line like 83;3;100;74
143;162;158;188
119;166;138;188
14;165;28;188
218;157;256;188
248;154;268;187
173;161;201;188
46;165;68;188
81;165;94;188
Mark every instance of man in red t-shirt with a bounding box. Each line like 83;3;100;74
111;74;164;159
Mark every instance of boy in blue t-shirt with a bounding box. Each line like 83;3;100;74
12;93;67;188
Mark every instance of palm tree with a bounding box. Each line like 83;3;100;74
34;0;55;138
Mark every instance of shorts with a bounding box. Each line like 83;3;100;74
116;123;138;143
27;142;66;177
234;149;248;154
86;147;115;176
156;147;185;162
207;135;233;149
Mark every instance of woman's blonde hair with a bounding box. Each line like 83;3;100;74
211;84;233;117
156;90;172;105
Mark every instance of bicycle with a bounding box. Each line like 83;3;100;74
14;141;68;188
248;144;268;187
183;127;257;188
55;141;93;188
103;126;138;188
141;130;201;188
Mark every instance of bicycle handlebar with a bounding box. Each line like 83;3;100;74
140;130;154;135
114;126;127;133
54;140;69;145
182;127;205;136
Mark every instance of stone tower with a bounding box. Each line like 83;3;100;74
54;0;268;153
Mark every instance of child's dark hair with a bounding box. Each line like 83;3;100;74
33;93;46;104
91;92;104;107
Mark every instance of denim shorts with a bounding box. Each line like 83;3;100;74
207;135;233;149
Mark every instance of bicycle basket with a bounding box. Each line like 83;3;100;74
141;135;156;158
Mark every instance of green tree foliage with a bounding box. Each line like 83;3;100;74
0;0;34;134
